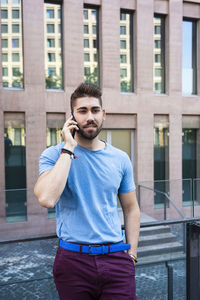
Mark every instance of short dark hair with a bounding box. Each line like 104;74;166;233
70;83;102;112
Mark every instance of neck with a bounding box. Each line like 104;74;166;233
75;134;105;151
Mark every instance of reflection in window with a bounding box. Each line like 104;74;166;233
154;15;165;94
154;116;169;207
44;1;63;90
83;7;100;86
47;113;65;218
4;113;27;222
182;20;197;95
1;0;24;89
120;10;133;93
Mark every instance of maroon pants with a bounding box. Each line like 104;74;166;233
53;246;137;300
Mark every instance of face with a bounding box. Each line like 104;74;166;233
73;97;106;140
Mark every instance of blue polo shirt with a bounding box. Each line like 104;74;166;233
39;142;136;244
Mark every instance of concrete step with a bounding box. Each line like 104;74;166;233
138;232;177;247
137;241;184;258
137;252;186;266
140;225;171;236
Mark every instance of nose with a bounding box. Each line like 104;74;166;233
86;111;95;122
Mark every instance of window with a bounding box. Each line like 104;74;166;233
46;9;54;19
12;0;20;4
1;0;8;4
12;53;20;61
48;53;56;62
45;2;63;90
153;15;165;94
120;26;126;35
1;24;8;33
94;53;97;62
84;9;88;20
84;25;88;34
12;38;19;48
46;113;65;218
1;9;8;18
1;0;24;88
120;10;133;92
47;24;54;33
93;39;97;48
4;112;27;222
12;67;20;76
92;25;96;34
84;67;90;76
84;53;90;62
120;54;126;63
12;9;19;18
84;39;89;48
120;40;126;49
2;39;8;48
182;19;197;95
154;115;169;207
2;53;8;62
47;38;55;47
12;24;19;33
3;67;8;76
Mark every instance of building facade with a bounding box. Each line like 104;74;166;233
0;0;200;240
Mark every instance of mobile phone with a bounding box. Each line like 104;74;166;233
72;113;77;138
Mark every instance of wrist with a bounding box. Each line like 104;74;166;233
63;143;75;152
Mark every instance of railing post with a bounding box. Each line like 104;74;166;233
164;195;167;220
166;262;173;300
138;185;141;208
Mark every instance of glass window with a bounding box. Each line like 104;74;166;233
12;24;19;33
12;53;20;61
84;53;90;62
120;11;133;93
1;0;24;88
120;40;126;49
84;39;89;48
182;19;197;95
84;24;88;34
1;0;8;4
84;9;88;20
46;9;54;19
120;26;126;35
46;113;65;218
47;38;55;47
48;53;56;62
1;24;8;33
3;67;8;76
45;2;63;90
12;0;20;4
4;113;27;222
154;116;169;207
153;15;165;94
120;54;126;63
83;7;100;86
1;9;8;18
47;24;54;33
12;9;19;18
12;38;19;48
12;67;20;76
2;39;8;48
2;53;8;61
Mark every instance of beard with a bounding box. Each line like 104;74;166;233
77;120;103;140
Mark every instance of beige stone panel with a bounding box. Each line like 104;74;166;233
154;0;169;14
63;0;84;89
23;0;45;88
183;2;200;18
103;114;136;129
2;90;28;111
120;0;136;10
168;0;182;95
136;0;154;94
101;0;120;91
84;0;100;5
45;90;67;112
182;98;200;114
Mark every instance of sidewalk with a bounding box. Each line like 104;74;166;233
0;237;186;300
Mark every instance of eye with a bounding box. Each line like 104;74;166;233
92;108;101;113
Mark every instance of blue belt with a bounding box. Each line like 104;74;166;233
59;240;130;255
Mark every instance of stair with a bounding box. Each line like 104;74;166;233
136;214;185;265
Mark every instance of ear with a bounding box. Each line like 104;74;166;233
102;109;106;121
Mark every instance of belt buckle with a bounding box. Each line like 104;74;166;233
88;244;101;255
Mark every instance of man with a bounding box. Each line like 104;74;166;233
34;83;140;300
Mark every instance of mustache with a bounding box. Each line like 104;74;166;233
83;121;97;128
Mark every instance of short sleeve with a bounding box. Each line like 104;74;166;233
39;146;60;176
119;154;136;193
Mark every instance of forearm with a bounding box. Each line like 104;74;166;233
34;146;74;208
124;204;140;257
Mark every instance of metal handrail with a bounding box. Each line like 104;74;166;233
138;184;185;219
